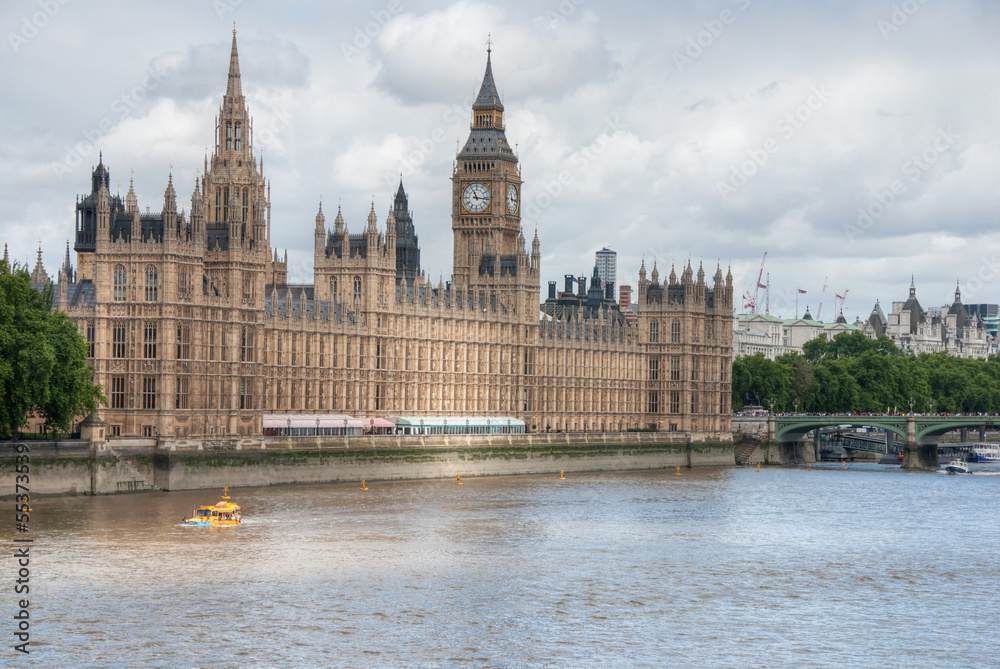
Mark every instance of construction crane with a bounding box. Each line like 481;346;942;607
741;252;768;314
835;289;850;318
816;277;829;321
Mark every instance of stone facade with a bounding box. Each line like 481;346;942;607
860;279;993;359
732;312;860;359
40;33;733;440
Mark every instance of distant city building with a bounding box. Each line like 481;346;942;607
733;310;861;360
859;279;993;359
965;303;999;338
618;284;638;324
595;247;616;293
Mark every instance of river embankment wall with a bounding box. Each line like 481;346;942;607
2;433;735;495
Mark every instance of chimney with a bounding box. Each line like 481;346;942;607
578;276;586;297
548;281;557;300
564;275;574;295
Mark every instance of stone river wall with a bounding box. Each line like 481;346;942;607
1;433;735;495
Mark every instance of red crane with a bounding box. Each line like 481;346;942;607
816;277;829;321
741;252;767;314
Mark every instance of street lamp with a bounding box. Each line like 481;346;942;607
769;399;774;415
908;398;914;415
794;398;799;414
928;398;935;414
343;417;348;435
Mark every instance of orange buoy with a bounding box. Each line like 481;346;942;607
456;475;463;485
559;470;565;480
675;466;681;476
360;479;368;491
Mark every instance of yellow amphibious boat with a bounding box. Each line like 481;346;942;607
183;487;242;526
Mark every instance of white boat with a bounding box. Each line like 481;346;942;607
971;443;1000;463
944;459;970;474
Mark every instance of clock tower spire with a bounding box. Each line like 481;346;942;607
451;42;522;290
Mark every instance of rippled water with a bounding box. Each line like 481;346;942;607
20;463;1000;668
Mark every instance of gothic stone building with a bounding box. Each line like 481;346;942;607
49;32;733;440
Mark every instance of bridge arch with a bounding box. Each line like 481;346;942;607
774;417;908;444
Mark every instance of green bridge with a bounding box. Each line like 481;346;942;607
771;415;999;467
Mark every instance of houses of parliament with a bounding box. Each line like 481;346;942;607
24;31;734;441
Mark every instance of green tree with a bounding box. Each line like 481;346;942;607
0;259;104;437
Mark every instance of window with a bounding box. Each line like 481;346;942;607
671;357;680;381
142;377;156;409
671;319;681;343
145;266;158;302
330;278;337;303
143;322;157;359
241;188;248;222
353;276;362;303
649;320;659;343
226;122;232;151
178;268;191;299
648;357;659;381
670;391;680;414
648;391;659;413
220;328;228;362
235;123;242;152
110;425;121;437
110;376;126;409
175;377;189;409
209;328;216;361
239;378;252;410
215;188;221;222
86;322;95;357
112;322;126;358
113;265;127;301
176;324;190;359
241;328;254;362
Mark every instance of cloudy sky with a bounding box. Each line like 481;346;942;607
2;0;998;321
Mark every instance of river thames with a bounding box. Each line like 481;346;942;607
18;463;1000;668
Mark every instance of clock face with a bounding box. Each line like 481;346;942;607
462;182;490;213
506;184;519;214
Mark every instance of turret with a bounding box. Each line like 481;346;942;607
314;201;326;248
162;172;177;239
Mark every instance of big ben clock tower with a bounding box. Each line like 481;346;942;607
451;43;524;291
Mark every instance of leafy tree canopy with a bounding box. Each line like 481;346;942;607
0;259;104;437
733;329;1000;414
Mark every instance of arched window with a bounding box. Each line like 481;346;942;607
226;122;232;151
234;122;241;151
353;276;362;303
242;188;248;222
649;320;659;343
215;188;221;222
113;265;127;301
330;277;338;303
145;266;158;302
671;319;681;343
